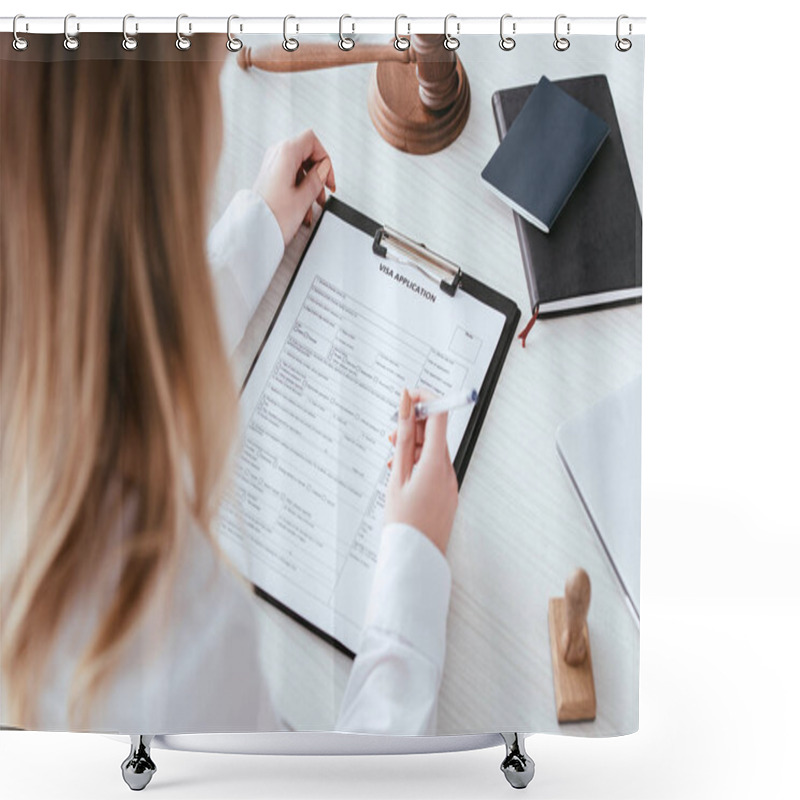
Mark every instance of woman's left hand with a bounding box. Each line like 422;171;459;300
252;129;336;246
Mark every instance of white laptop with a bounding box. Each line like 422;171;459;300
555;375;641;623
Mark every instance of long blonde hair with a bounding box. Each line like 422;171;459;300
1;34;238;729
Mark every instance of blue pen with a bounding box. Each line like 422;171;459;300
391;388;478;422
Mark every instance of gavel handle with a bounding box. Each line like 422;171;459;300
237;43;415;73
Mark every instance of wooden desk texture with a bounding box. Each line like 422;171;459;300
212;34;644;736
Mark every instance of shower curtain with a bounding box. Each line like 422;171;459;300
0;18;644;747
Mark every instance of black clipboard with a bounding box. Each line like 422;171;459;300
242;196;520;658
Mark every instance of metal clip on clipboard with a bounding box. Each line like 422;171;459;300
372;226;463;297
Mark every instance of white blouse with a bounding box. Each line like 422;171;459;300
23;190;453;737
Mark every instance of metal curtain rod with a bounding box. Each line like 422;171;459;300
0;15;645;37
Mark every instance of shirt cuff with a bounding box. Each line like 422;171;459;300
206;188;285;317
362;523;452;669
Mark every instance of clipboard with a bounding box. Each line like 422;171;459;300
244;195;520;488
236;196;520;658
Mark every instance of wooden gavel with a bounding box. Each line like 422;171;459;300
237;35;470;155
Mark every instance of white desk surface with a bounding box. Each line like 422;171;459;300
213;34;643;736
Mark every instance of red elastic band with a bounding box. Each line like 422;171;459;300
517;306;540;348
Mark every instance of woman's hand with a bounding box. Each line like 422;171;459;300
384;388;459;557
252;129;336;246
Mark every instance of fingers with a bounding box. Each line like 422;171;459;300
299;158;331;213
300;158;331;207
288;132;335;232
291;130;336;191
411;387;436;404
391;388;416;483
387;445;421;471
420;407;450;465
291;129;328;166
388;387;436;460
389;421;424;448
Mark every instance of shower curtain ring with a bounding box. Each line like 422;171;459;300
444;14;460;51
12;15;28;51
554;14;571;51
394;15;411;51
64;13;79;51
176;14;191;50
227;15;243;52
338;15;355;51
499;14;516;51
615;15;632;51
283;15;299;51
122;15;138;50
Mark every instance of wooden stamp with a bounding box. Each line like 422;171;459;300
548;568;597;723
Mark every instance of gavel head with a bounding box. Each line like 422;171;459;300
409;34;462;113
234;33;470;155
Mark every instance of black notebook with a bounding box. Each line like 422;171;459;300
491;75;642;316
481;76;609;234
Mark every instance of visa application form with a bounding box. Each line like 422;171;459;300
218;210;507;654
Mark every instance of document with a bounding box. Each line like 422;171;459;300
218;210;507;654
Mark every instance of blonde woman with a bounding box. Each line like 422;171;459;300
0;34;458;736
